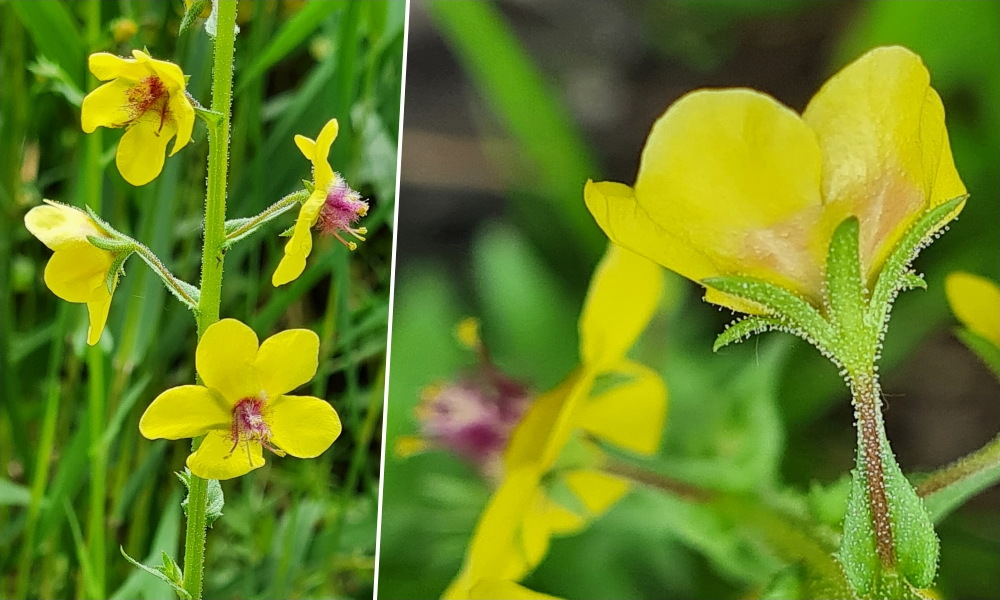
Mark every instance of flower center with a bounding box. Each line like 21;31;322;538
125;75;171;133
316;175;369;250
229;397;284;457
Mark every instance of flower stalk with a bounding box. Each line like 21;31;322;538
224;189;309;245
182;1;237;598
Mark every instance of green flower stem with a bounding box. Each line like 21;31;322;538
850;372;896;569
182;2;238;599
602;458;713;503
917;433;1000;497
224;189;308;242
128;241;200;309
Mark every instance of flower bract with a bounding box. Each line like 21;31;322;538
585;46;966;313
24;200;119;346
443;244;667;599
139;318;342;479
273;118;369;287
81;50;195;186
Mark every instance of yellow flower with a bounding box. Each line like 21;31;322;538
139;319;342;480
444;244;667;599
273;118;369;287
585;46;966;313
81;50;195;186
945;272;1000;350
24;200;119;346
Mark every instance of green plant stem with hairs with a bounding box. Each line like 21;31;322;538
183;2;238;598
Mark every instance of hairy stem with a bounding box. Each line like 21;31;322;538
850;372;896;569
917;433;1000;498
130;241;199;308
182;2;237;599
225;189;308;241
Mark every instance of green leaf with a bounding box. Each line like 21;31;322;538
954;328;1000;379
0;478;33;506
176;469;224;527
8;0;85;88
236;0;344;92
702;275;839;357
712;315;784;352
120;547;191;600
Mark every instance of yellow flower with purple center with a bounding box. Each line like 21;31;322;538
24;200;119;346
444;244;667;599
81;50;195;186
585;46;966;314
272;118;369;287
139;318;342;480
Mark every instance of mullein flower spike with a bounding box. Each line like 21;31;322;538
139;319;342;479
273;119;369;287
81;50;195;186
24;201;123;346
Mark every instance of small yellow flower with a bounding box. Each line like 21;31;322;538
139;318;342;480
81;50;195;186
273;119;369;287
444;244;667;599
585;46;966;313
24;200;119;346
945;272;1000;350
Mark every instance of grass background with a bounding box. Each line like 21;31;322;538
0;1;403;598
380;1;1000;599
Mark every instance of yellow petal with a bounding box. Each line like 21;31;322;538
579;243;662;370
196;318;260;401
168;93;196;156
88;52;148;81
312;118;339;191
139;385;232;440
186;429;264;480
43;247;113;303
85;287;114;346
578;361;667;456
81;79;134;133
115;115;176;186
586;89;826;304
294;134;317;161
803;46;967;282
519;488;554;571
136;50;187;92
504;372;579;470
945;272;1000;349
24;201;104;250
540;496;586;536
272;192;323;286
394;435;429;458
562;468;630;517
255;328;319;396
466;580;562;600
267;394;342;458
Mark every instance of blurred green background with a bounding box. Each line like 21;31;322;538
1;1;403;598
380;1;999;599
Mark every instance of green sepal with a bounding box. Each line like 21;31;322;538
302;179;315;193
838;433;938;596
868;195;966;325
712;315;784;352
825;217;866;339
954;328;1000;379
279;224;295;237
86;234;134;254
176;469;225;527
104;252;130;295
702;275;838;357
898;272;926;292
120;547;191;600
179;0;210;36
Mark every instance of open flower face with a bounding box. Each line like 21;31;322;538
585;46;966;312
272;118;369;287
139;319;342;480
444;245;667;598
81;50;195;186
24;200;118;346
